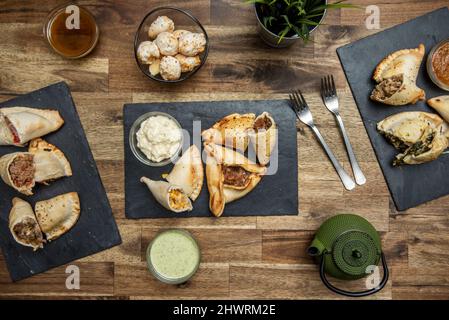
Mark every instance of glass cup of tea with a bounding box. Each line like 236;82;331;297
43;3;99;59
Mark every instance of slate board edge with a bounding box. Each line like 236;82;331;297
123;99;299;219
0;81;122;282
336;7;449;211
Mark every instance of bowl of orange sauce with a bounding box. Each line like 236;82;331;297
427;38;449;91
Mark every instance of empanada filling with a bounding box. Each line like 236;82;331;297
372;75;404;100
13;217;44;247
9;154;35;188
4;116;20;144
254;116;272;132
223;165;251;188
168;188;190;210
393;130;435;166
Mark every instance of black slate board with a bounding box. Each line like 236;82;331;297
124;100;298;218
0;82;122;282
337;7;449;211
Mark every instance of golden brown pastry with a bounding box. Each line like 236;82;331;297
248;112;277;165
202;113;255;151
428;96;449;123
0;107;64;146
9;197;45;250
377;111;448;165
148;16;175;39
204;143;266;216
0;152;35;195
35;192;80;241
165;145;203;201
370;44;426;106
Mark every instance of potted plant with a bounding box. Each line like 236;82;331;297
247;0;355;48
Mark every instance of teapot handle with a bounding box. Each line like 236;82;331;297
319;252;389;297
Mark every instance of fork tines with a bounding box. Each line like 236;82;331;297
321;75;336;98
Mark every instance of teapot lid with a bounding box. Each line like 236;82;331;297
332;231;380;277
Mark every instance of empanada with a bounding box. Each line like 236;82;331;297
377;111;448;165
202;113;255;151
0;107;64;146
29;138;72;184
9;197;45;250
35;192;80;241
141;177;193;213
205;143;266;217
248;112;277;165
0;152;35;195
165;145;203;201
370;44;426;106
428;96;449;123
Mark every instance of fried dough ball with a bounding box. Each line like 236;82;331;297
178;32;206;57
137;41;160;64
148;16;175;39
155;32;178;56
160;56;181;80
175;54;201;72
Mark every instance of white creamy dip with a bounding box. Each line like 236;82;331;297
136;115;182;163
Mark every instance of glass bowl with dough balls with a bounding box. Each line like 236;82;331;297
134;7;209;83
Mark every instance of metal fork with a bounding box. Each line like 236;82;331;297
321;75;366;186
289;90;356;191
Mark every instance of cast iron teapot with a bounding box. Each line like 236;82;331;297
308;214;389;297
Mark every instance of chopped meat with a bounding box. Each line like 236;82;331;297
4;116;20;144
168;188;190;210
254;116;272;132
13;217;44;247
9;154;35;188
223;165;251;187
371;75;403;100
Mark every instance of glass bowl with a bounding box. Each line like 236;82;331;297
134;6;209;83
146;229;201;285
129;111;183;167
427;38;449;91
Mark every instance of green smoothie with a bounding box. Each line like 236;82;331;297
147;229;200;283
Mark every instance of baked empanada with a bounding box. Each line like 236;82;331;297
35;192;80;241
0;107;64;146
141;177;193;213
370;44;426;106
0;152;35;195
202;113;255;151
205;143;266;217
9;197;45;250
377;111;448;165
428;96;449;123
29;138;72;184
165;145;203;201
248;112;277;165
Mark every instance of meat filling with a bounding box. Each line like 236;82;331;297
371;75;403;100
4;116;20;144
168;188;190;210
9;154;35;188
254;116;272;132
13;217;44;247
223;165;251;187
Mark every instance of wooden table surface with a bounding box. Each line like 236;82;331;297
1;0;449;300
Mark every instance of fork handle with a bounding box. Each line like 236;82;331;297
334;113;366;186
310;125;356;191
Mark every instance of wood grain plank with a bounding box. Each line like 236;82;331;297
141;228;262;263
114;263;229;297
0;256;114;296
408;232;449;268
229;264;391;299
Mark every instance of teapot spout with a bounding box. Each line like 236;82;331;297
308;238;325;257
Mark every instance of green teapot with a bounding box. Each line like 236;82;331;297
308;214;389;297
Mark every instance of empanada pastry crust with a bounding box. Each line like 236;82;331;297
9;197;45;250
202;113;255;151
371;44;426;106
0;152;35;195
28;138;72;184
165;145;203;201
428;96;449;124
35;192;80;241
248;112;277;165
0;107;64;146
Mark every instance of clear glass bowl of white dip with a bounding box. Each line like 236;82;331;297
146;229;201;285
129;111;184;167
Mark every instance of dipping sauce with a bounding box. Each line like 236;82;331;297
44;4;99;58
136;115;182;163
432;42;449;86
147;229;200;284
